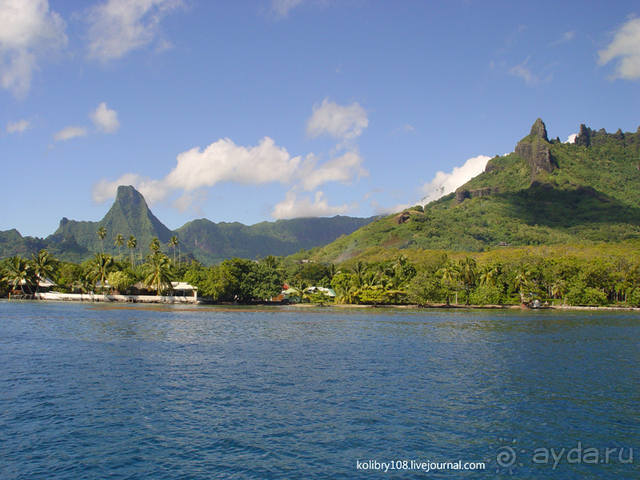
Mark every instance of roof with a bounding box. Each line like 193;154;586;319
170;281;198;291
304;286;336;297
20;277;56;287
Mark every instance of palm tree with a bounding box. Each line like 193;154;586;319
479;263;501;287
513;266;533;304
149;237;160;254
97;226;107;253
352;261;366;288
88;253;113;292
143;252;173;295
114;234;124;258
3;256;35;294
439;262;460;305
127;235;137;267
168;235;179;264
458;257;477;305
30;250;58;293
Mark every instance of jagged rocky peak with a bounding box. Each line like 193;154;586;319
575;123;591;147
515;118;555;176
115;185;145;204
529;118;549;141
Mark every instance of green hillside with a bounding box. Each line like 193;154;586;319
0;185;374;264
305;119;640;263
177;216;374;264
43;185;173;262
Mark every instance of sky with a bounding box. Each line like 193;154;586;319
2;0;640;237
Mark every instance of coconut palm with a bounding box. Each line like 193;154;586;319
168;235;179;264
127;235;137;267
458;257;477;305
97;226;107;253
114;233;124;258
513;266;533;304
88;253;113;292
143;252;173;295
352;261;366;288
30;250;58;292
149;237;160;254
3;256;35;294
438;262;460;305
479;263;501;287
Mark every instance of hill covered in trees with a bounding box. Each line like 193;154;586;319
0;186;375;264
304;119;640;263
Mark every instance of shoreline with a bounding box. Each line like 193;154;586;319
3;295;639;312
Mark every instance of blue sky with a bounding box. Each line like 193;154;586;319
2;0;640;237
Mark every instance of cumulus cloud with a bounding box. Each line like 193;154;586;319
90;102;119;133
0;0;67;96
272;191;349;219
271;0;303;18
598;17;640;80
165;137;302;191
299;151;368;191
54;126;87;142
307;98;368;140
566;133;577;143
93;137;303;206
6;119;30;133
93;134;370;212
86;0;182;62
421;155;491;204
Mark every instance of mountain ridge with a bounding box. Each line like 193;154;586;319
302;119;640;263
0;186;376;264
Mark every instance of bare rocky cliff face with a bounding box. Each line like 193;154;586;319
514;118;556;176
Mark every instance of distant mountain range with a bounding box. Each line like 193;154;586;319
0;185;375;264
305;119;640;263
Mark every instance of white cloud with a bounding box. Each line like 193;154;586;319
93;136;304;206
92;173;168;204
165;136;302;190
299;151;368;191
6;119;30;133
53;126;87;142
86;0;182;62
550;30;575;46
566;133;577;144
271;0;303;18
598;17;640;80
90;102;119;133
372;201;414;215
0;0;67;97
421;155;491;204
509;58;538;85
272;191;349;219
307;98;368;140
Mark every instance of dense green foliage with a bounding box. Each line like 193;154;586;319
0;186;373;264
305;122;640;262
1;240;640;307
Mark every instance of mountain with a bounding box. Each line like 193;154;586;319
45;185;173;261
0;185;375;263
177;216;375;264
305;119;640;263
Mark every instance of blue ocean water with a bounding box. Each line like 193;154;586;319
0;300;638;479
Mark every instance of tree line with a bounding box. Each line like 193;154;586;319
2;231;640;307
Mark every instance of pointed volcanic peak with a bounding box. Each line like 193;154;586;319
99;185;173;248
49;185;174;259
514;118;555;177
